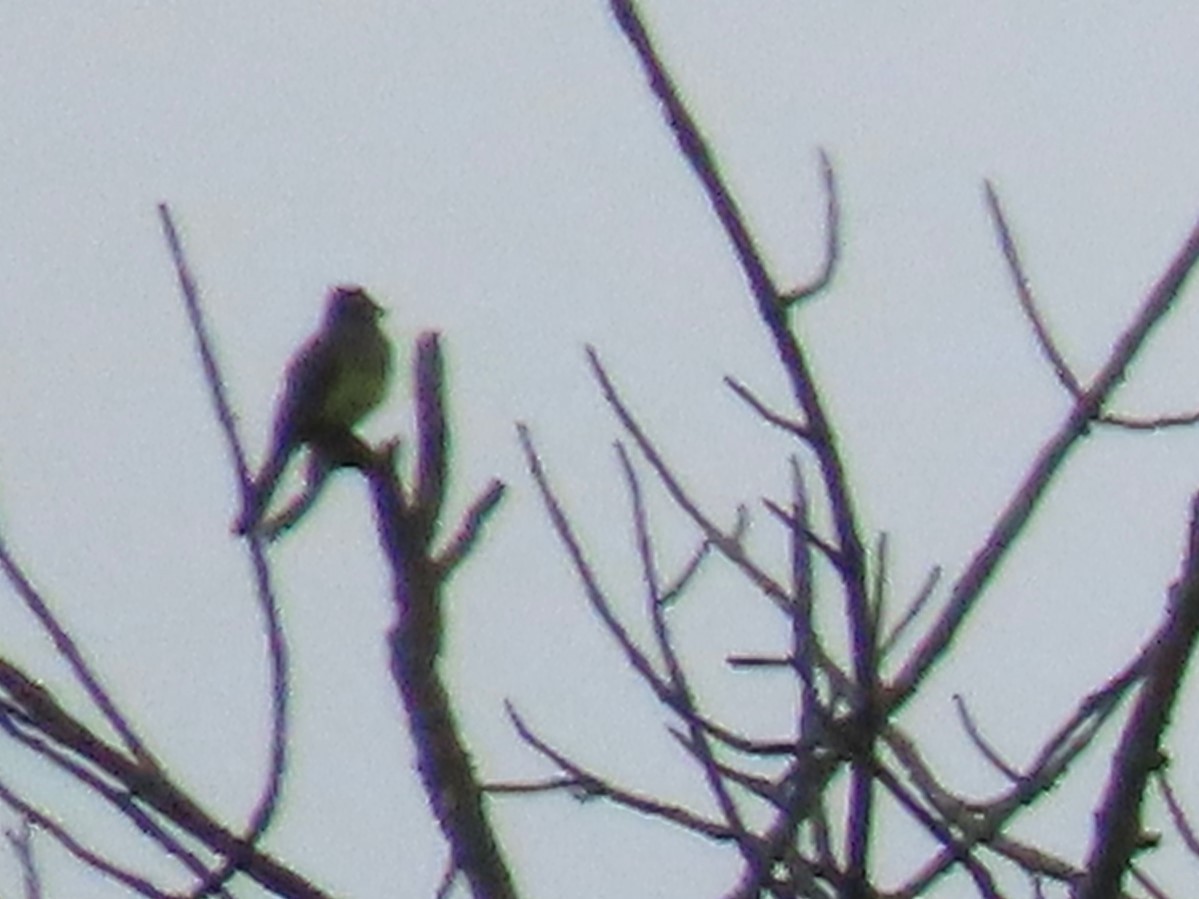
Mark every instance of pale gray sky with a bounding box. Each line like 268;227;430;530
2;2;1199;896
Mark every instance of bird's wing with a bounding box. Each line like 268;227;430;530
277;333;342;435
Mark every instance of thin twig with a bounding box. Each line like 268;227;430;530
433;479;507;575
1156;768;1199;858
587;350;792;610
984;182;1082;395
892;643;1145;896
519;427;754;750
952;694;1022;782
434;857;459;899
519;425;669;694
483;776;587;795
0;535;158;770
616;443;761;870
763;498;844;572
1130;865;1170;899
879;565;942;660
605;0;871;699
780;149;841;308
663;506;750;607
659;538;713;607
724;376;811;438
0;708;233;897
786;457;825;741
507;703;736;842
890;208;1199;710
868;533;888;637
990;180;1199;437
873;762;1001;899
0;778;169;898
1098;407;1199;431
1077;492;1199;898
6;819;42;899
158;203;291;896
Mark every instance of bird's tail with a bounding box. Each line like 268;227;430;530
233;437;295;536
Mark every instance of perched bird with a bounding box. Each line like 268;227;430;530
234;285;393;536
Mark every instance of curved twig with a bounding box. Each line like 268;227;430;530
507;703;737;843
985;182;1082;395
158;204;291;896
0;535;157;771
890;207;1199;709
780;149;841;308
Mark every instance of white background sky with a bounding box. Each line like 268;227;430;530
2;2;1199;896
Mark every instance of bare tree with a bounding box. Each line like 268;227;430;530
497;3;1199;899
0;2;1197;898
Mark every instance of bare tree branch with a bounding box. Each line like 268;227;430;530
0;531;158;772
1156;768;1199;859
0;783;169;899
879;565;942;661
605;0;871;707
985;181;1082;396
372;333;517;899
433;479;507;576
507;703;737;843
0;706;233;897
6;819;42;899
889;203;1199;710
780;149;841;308
158;203;291;896
952;694;1022;783
0;656;329;898
724;376;811;439
615;443;765;877
1076;492;1199;899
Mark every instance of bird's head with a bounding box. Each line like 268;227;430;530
326;285;385;324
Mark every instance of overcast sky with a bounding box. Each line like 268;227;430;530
2;2;1199;896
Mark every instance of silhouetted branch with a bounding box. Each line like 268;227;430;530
892;644;1145;896
0;659;326;897
985;182;1082;395
890;207;1199;711
1156;768;1199;859
587;349;793;610
6;819;41;899
659;532;719;608
873;762;1001;898
518;425;670;694
953;695;1022;782
606;0;871;702
780;149;841;308
615;443;765;877
1099;408;1199;430
506;704;736;842
879;565;942;660
763;498;845;573
158;203;291;895
373;333;517;899
412;331;449;545
985;186;1199;436
724;376;811;439
0;783;167;898
1076;492;1199;899
0;531;157;771
0;706;233;897
433;479;507;576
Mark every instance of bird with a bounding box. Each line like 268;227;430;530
234;285;394;536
